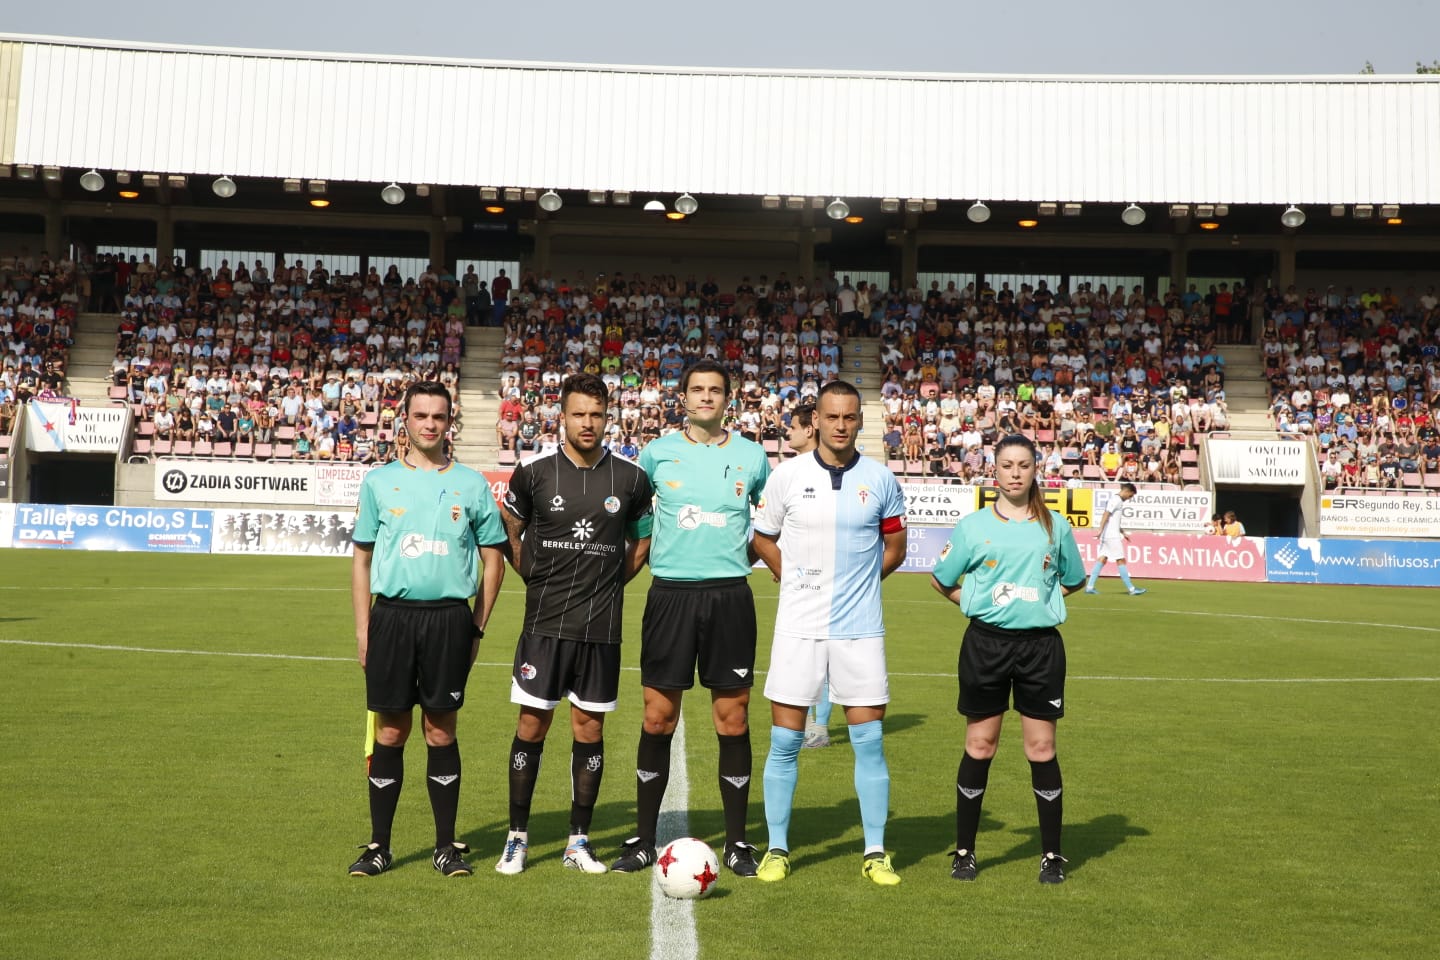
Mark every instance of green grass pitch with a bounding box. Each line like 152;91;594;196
1;551;1436;960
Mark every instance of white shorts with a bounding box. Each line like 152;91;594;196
1097;537;1126;561
763;634;889;708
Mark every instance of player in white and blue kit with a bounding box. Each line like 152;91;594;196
931;434;1087;885
1084;481;1147;595
751;381;908;886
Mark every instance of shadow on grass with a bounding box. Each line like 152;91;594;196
387;801;639;870
981;812;1151;875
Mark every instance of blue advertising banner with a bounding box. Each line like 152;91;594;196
899;523;952;574
1266;537;1440;587
11;504;213;552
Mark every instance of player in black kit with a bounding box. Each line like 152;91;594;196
494;373;654;875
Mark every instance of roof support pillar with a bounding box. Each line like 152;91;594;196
44;198;62;259
428;219;446;273
899;228;919;290
1275;235;1297;290
155;205;174;272
532;217;552;277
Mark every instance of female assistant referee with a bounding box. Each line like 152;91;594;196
930;434;1087;885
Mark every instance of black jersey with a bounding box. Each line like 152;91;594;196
503;447;654;643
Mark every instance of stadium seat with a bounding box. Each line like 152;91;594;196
1425;473;1440;490
214;442;233;457
132;438;152;456
193;441;213;457
274;443;294;458
1402;472;1422;488
137;419;155;438
108;386;127;400
1082;464;1104;480
1036;429;1055;443
173;440;194;456
233;441;253;457
497;449;516;466
1182;466;1200;482
253;443;273;459
152;439;173;456
277;425;296;441
763;439;779;454
887;459;905;474
1180;448;1198;464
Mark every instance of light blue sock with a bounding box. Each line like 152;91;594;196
849;720;890;853
1119;565;1136;591
1085;563;1101;589
763;726;805;852
814;678;833;728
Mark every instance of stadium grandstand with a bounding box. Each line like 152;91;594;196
2;34;1439;534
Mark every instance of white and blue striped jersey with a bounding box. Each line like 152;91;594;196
753;452;907;640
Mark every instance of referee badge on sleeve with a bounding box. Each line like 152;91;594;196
939;542;952;561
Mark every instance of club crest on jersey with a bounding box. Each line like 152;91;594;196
734;481;744;498
857;484;870;505
451;505;462;523
604;495;621;514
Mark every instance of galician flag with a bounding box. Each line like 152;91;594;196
26;400;75;452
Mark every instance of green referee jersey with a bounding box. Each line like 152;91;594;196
353;459;506;601
640;429;770;580
931;506;1086;630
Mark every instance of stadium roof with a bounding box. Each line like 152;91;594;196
3;34;1439;206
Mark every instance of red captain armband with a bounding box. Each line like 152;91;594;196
881;515;906;535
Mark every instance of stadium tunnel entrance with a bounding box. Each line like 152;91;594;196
1214;487;1303;538
28;454;116;506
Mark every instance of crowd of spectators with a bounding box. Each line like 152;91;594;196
871;278;1236;485
108;255;471;461
494;270;848;460
1263;284;1440;489
0;249;80;430
492;272;1244;488
10;241;1440;496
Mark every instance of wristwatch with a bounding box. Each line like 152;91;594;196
472;624;485;640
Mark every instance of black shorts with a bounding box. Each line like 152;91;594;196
958;619;1066;720
640;577;757;691
365;598;475;713
510;633;622;712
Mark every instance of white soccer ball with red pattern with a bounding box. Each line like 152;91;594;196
656;837;720;900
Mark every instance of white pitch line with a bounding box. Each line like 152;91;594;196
650;712;695;960
1;639;1435;685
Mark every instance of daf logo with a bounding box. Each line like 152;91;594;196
161;469;189;494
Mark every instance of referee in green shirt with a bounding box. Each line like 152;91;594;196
931;434;1086;885
348;381;506;878
611;360;771;877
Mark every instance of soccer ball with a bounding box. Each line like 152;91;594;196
656;837;720;900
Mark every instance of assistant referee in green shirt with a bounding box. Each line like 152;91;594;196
348;381;506;878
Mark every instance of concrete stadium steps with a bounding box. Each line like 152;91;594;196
837;336;887;462
454;326;505;470
66;311;124;405
1216;344;1274;433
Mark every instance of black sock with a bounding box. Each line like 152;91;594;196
426;741;461;848
367;742;404;848
634;729;673;845
955;751;993;854
717;731;752;847
507;736;544;832
1030;756;1064;856
570;739;605;835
